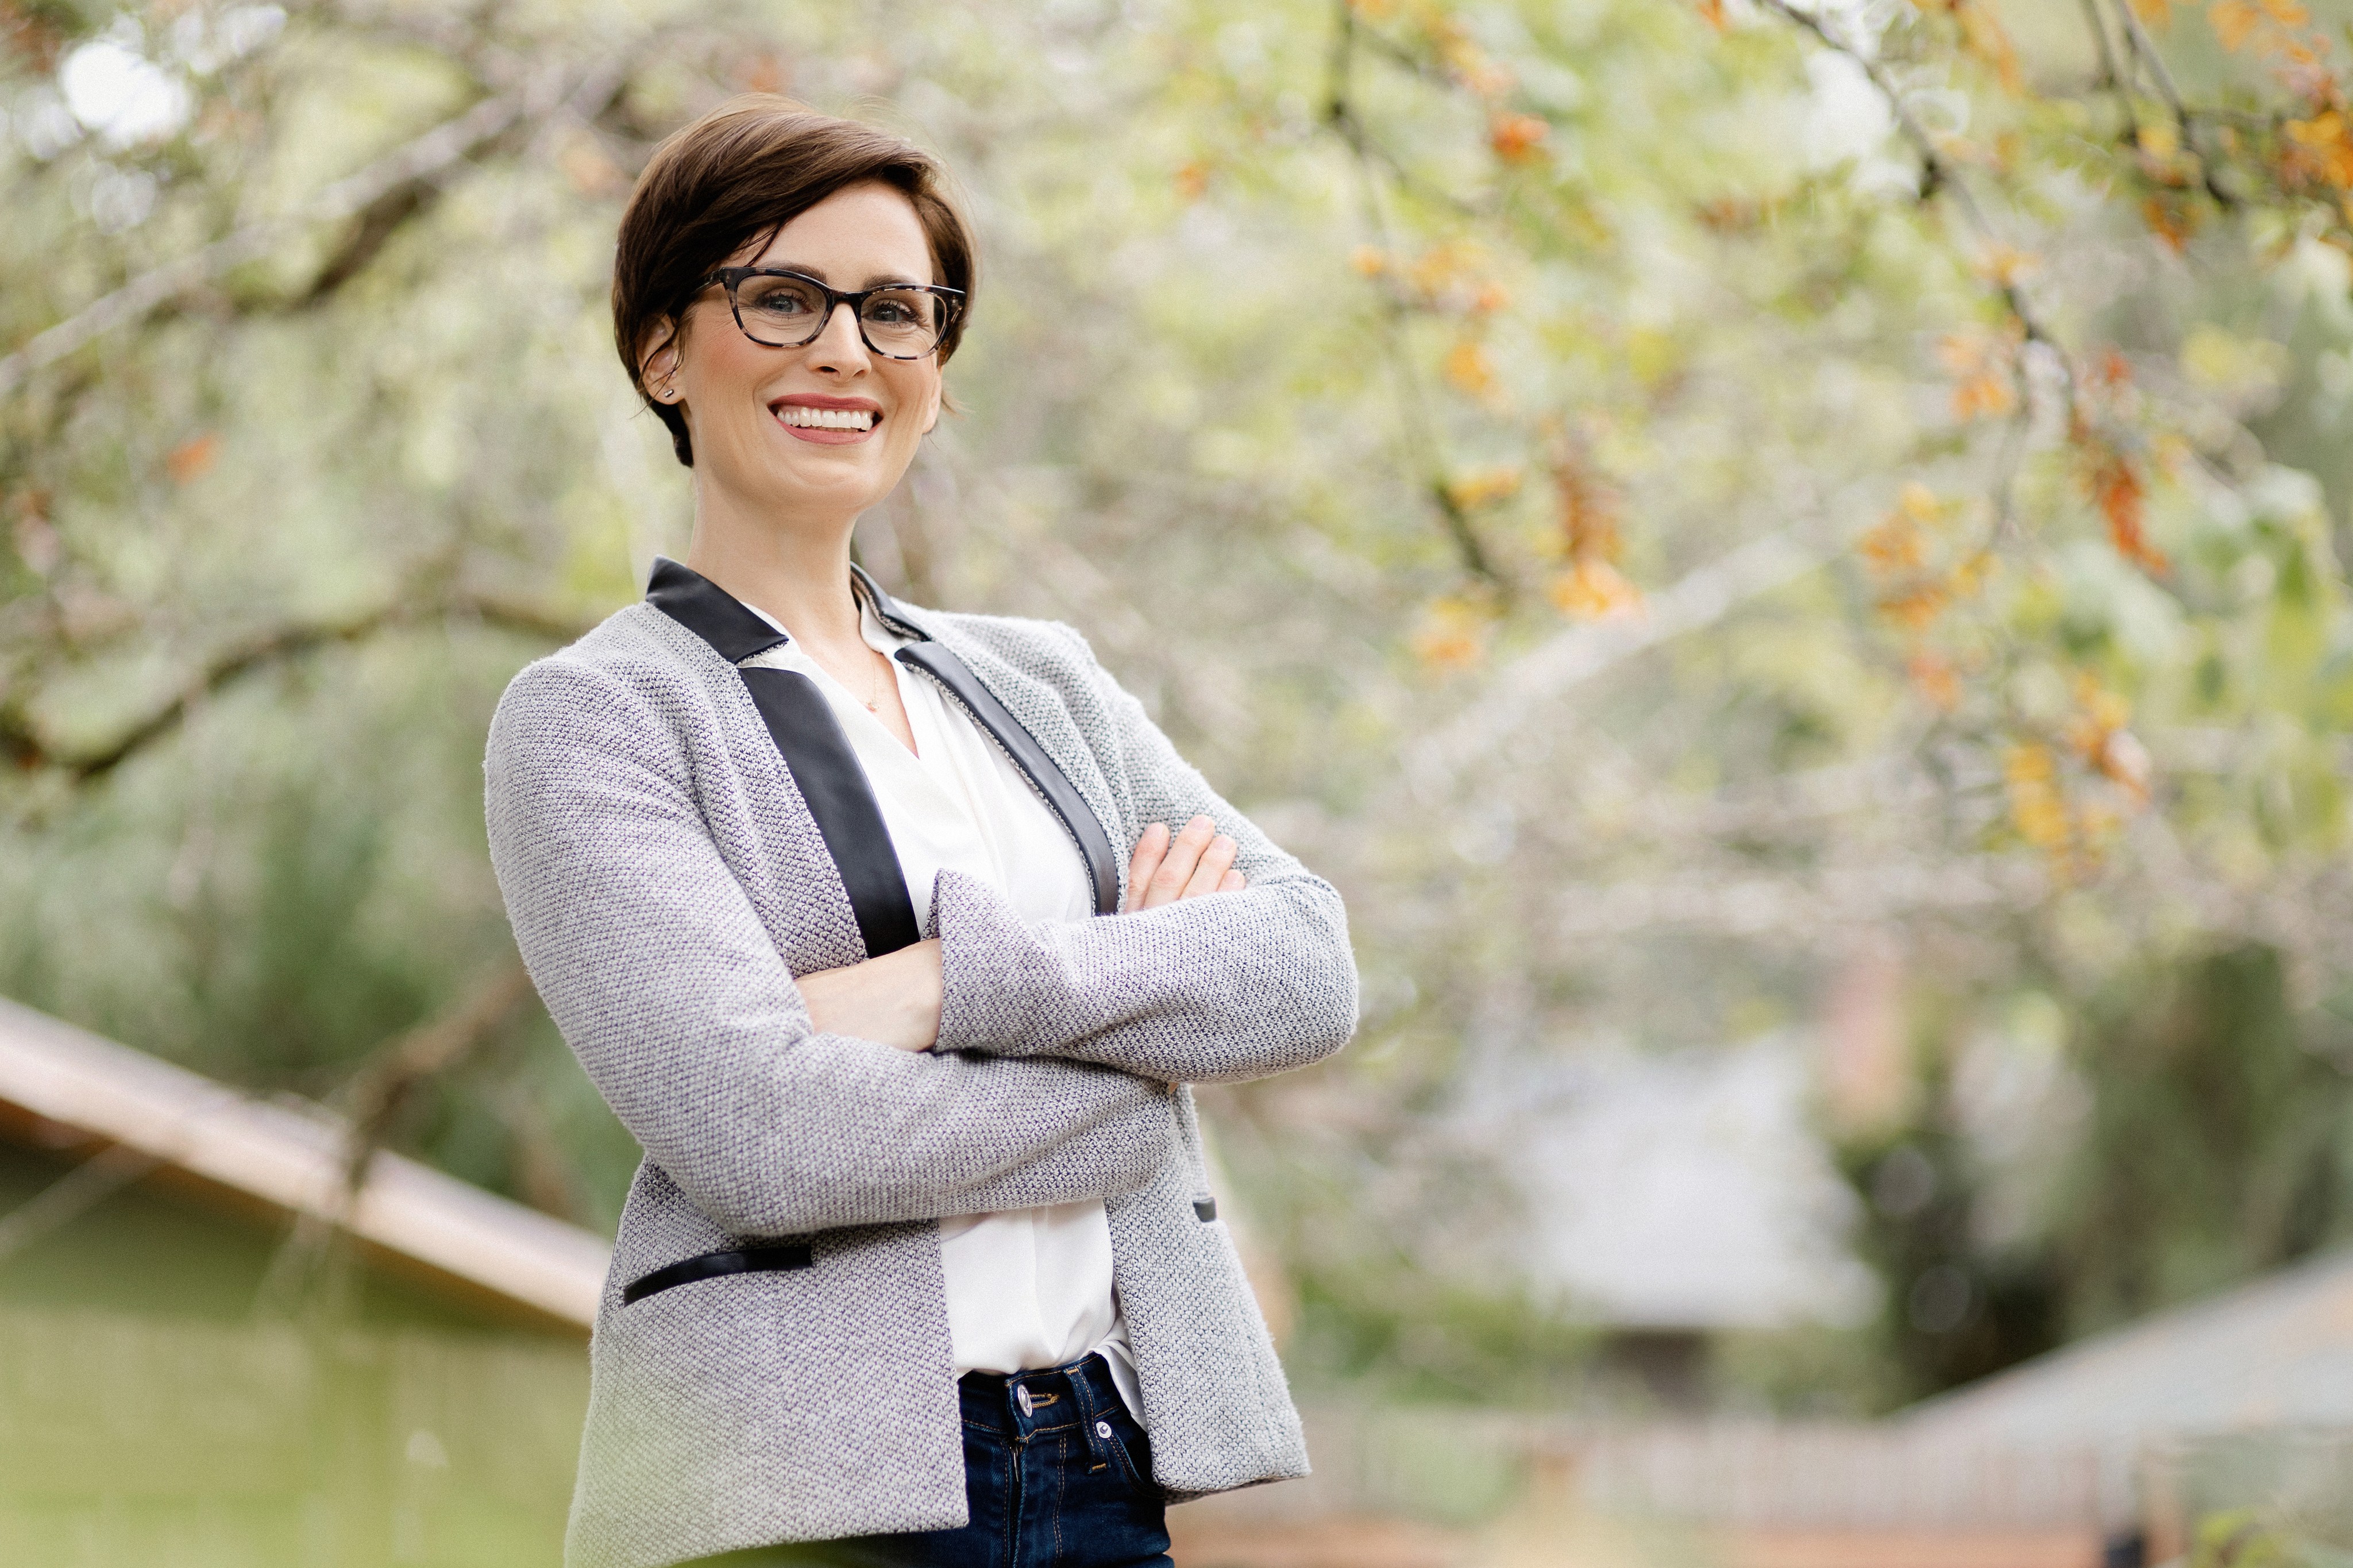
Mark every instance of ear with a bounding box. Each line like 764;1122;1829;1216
637;320;682;397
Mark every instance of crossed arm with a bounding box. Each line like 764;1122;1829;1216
799;816;1245;1052
809;632;1358;1085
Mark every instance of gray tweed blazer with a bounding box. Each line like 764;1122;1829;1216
483;562;1357;1568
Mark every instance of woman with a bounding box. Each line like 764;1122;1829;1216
484;98;1358;1568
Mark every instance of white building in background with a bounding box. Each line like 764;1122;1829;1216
1514;1032;1876;1333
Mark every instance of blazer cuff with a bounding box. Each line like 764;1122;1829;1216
931;870;1058;1056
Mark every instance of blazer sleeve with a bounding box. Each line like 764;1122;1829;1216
484;654;1176;1239
929;628;1359;1084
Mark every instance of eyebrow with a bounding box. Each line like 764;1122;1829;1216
763;261;931;289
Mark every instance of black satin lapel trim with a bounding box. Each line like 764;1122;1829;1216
738;667;921;958
850;562;929;641
646;557;789;664
645;559;917;960
894;642;1121;917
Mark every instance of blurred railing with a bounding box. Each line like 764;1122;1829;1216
1189;1404;2353;1544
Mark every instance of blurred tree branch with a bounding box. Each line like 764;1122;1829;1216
1752;0;2063;360
1405;519;1842;797
2099;0;2237;209
0;587;594;782
0;56;617;396
1322;0;1505;590
338;956;538;1195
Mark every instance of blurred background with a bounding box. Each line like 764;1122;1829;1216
7;0;2353;1563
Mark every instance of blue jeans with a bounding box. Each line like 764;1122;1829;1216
699;1353;1172;1568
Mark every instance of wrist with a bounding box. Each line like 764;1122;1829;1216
932;870;1056;1055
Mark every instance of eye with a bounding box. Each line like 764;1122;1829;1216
738;276;821;317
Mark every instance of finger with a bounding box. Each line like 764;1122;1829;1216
1144;816;1216;909
1217;869;1247;894
1125;821;1170;906
1179;834;1238;901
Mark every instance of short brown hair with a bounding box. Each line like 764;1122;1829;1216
611;96;976;466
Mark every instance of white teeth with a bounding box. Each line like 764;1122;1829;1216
777;405;877;431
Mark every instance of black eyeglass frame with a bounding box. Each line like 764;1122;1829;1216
695;267;966;361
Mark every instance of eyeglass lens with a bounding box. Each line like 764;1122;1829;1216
732;275;943;356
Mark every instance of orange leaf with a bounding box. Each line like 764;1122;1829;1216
1938;329;2020;422
1696;0;1727;28
2210;0;2265;50
2141;195;2199;250
1907;651;1962;712
1412;598;1491;669
1955;3;2022;92
1174;161;1210;201
2002;744;2076;852
2283;111;2353;186
2087;453;2170;574
1444;340;1498;399
1877;583;1951;632
1975;245;2038;287
1548;558;1643;620
1858;515;1927;577
1490;113;1550;164
1951;370;2017;422
1554;459;1621;562
1409;241;1482;298
165;433;220;484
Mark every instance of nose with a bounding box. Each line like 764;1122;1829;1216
803;301;871;376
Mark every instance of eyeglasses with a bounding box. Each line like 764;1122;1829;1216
696;267;965;360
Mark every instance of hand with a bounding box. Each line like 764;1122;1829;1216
1127;816;1247;910
799;937;943;1053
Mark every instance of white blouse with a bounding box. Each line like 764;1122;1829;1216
739;596;1142;1418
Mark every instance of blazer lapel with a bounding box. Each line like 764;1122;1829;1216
647;558;921;959
853;567;1127;918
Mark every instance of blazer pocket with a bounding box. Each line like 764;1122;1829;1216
622;1242;815;1306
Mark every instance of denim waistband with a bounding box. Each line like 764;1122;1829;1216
956;1352;1127;1439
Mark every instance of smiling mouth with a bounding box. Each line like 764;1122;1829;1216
774;404;878;432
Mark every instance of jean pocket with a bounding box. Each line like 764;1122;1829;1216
1093;1409;1158;1496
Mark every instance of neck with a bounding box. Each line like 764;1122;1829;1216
682;481;863;647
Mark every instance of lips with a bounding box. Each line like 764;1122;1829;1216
770;393;881;446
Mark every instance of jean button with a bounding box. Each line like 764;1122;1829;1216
1096;1420;1113;1438
1016;1385;1033;1416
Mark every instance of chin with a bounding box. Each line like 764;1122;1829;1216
764;459;897;515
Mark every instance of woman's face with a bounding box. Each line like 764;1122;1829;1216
653;182;946;527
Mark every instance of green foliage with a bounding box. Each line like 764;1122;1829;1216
1290;1264;1603;1407
2055;944;2353;1334
1834;942;2353;1407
